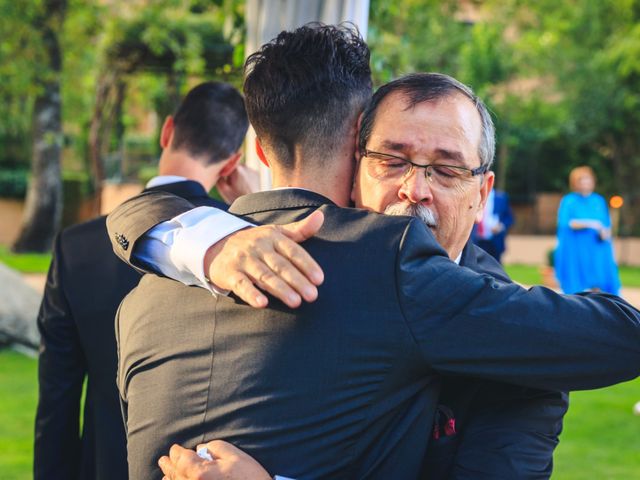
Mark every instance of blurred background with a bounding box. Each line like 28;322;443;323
1;1;639;478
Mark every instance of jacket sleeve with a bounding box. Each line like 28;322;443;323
396;219;640;391
106;190;197;270
33;234;85;480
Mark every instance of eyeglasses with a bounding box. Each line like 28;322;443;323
361;149;488;189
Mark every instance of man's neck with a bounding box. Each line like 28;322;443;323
158;151;221;192
272;170;352;207
267;142;356;207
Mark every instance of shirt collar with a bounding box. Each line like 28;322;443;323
146;175;188;188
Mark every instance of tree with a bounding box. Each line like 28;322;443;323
3;0;244;250
86;6;238;212
12;0;67;252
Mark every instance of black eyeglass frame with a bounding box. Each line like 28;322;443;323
361;148;489;178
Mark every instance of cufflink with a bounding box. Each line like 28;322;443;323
114;232;129;251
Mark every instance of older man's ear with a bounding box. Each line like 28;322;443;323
475;171;495;222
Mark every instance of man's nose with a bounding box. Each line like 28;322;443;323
398;168;433;204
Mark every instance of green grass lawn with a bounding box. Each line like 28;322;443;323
505;264;640;288
619;266;640;288
1;348;639;478
0;246;51;274
504;264;544;285
552;379;640;479
0;349;38;480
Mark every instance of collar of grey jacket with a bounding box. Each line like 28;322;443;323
229;189;335;216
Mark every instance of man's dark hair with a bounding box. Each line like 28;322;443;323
172;81;249;166
243;23;372;169
359;73;496;169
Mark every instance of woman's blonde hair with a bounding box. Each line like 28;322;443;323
569;166;596;191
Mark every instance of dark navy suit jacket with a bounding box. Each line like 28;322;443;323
34;180;225;480
424;243;568;479
108;188;640;480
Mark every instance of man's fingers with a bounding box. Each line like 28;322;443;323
263;251;318;302
274;236;324;287
169;444;186;463
274;211;325;286
209;216;324;308
242;258;303;308
158;456;175;479
162;444;197;480
279;210;324;243
228;273;269;308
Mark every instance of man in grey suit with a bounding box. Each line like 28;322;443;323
109;25;640;479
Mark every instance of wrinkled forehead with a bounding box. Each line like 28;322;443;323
369;92;483;161
376;90;480;128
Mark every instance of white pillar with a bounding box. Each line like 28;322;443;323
244;0;370;190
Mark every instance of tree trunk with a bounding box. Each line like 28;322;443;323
88;74;113;215
13;0;67;252
496;139;508;191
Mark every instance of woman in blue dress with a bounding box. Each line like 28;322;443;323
555;166;621;295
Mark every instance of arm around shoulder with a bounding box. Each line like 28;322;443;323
396;219;640;391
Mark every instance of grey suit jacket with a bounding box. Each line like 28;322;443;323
108;189;640;480
34;180;226;480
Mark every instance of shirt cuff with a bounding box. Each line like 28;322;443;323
168;207;253;293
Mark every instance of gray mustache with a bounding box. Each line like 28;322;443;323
384;203;438;228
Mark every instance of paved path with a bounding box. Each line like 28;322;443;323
620;287;640;308
22;273;47;294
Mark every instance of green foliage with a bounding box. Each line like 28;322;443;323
137;165;159;185
0;131;31;170
0;1;44;132
368;0;474;85
103;10;233;76
0;171;29;198
0;0;245;198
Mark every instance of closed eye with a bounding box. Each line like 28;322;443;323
368;152;409;167
432;165;466;177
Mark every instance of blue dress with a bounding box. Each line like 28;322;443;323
555;192;620;295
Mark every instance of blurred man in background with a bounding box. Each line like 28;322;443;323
34;81;249;480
